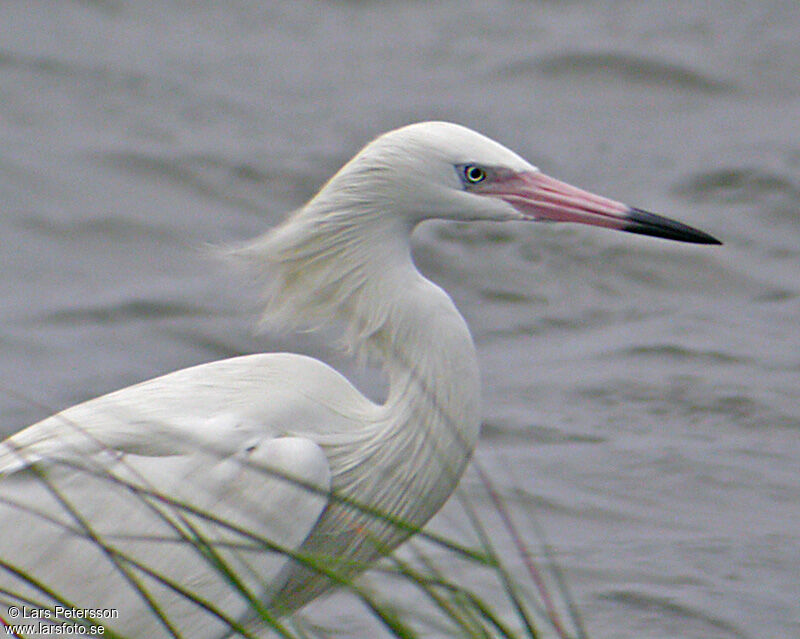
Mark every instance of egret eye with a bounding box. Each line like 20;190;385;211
463;165;486;184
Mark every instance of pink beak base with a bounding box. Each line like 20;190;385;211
483;171;722;245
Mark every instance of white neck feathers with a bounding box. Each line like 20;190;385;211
230;184;482;519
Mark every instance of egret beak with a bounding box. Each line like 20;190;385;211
484;170;722;245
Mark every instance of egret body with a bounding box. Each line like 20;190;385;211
0;122;720;637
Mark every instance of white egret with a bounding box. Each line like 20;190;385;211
0;122;720;637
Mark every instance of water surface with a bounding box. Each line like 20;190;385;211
2;2;799;637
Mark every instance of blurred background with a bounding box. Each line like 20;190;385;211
1;2;798;638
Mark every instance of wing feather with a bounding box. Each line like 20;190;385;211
0;353;374;638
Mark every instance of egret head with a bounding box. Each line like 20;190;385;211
325;121;721;244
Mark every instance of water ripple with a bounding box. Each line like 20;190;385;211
96;150;319;217
494;51;736;94
35;299;206;326
674;167;800;205
598;589;750;639
608;344;748;366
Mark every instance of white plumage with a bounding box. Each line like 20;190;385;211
0;122;720;637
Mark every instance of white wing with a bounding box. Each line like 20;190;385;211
0;353;374;638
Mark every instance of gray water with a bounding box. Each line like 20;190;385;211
1;1;799;638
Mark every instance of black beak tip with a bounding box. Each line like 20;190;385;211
625;208;722;245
